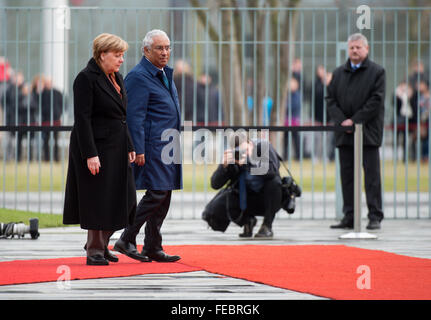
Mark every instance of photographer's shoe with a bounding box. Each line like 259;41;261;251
254;225;273;239
239;217;257;238
366;220;381;230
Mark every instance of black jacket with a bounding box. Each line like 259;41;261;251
63;58;136;230
326;57;386;147
204;140;281;231
210;140;281;191
4;83;37;125
40;88;64;123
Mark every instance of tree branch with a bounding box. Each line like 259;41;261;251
189;0;220;43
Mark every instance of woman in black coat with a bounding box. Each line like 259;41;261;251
63;33;136;265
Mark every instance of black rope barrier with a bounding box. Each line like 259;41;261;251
0;126;73;132
0;125;354;133
184;125;354;132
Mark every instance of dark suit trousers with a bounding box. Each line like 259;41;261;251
121;190;172;253
246;176;282;228
338;145;384;222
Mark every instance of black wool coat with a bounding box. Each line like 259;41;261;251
326;57;386;147
63;58;136;230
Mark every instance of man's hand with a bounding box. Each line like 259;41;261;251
135;153;145;166
341;118;354;133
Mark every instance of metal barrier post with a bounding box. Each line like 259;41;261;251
335;149;343;220
339;124;377;239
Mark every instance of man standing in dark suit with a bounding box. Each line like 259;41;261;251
326;33;385;230
114;29;182;262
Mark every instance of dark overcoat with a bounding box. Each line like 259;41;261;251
63;58;136;230
326;57;386;147
125;57;182;190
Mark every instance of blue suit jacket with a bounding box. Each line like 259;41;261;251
125;57;182;190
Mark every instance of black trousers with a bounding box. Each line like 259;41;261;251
244;176;282;229
284;131;300;160
16;131;35;162
42;131;59;162
338;146;384;222
120;190;172;253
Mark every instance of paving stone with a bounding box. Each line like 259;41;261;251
0;219;430;300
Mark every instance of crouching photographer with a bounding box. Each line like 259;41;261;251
203;134;283;238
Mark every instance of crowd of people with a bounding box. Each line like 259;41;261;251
394;61;430;163
173;59;222;125
0;57;65;162
279;57;429;163
1;55;429;164
283;59;335;161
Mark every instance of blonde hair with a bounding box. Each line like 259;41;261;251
92;33;128;63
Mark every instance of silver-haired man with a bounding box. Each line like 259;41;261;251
326;33;385;230
114;29;182;262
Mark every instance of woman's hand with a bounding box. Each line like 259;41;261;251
87;156;101;175
128;151;136;163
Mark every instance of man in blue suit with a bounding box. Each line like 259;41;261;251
114;30;182;262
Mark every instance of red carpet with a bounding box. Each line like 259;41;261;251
164;244;431;300
0;255;200;286
1;244;431;300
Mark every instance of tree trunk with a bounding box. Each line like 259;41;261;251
189;0;301;127
220;6;246;125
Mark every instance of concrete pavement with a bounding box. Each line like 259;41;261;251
0;218;430;300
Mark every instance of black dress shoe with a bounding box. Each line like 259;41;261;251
104;248;119;262
330;220;353;229
142;250;181;262
254;225;274;238
113;239;151;262
366;220;381;230
87;254;109;266
239;216;257;238
84;244;118;263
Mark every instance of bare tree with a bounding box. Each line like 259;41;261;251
190;0;301;126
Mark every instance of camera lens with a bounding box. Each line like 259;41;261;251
287;196;295;214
